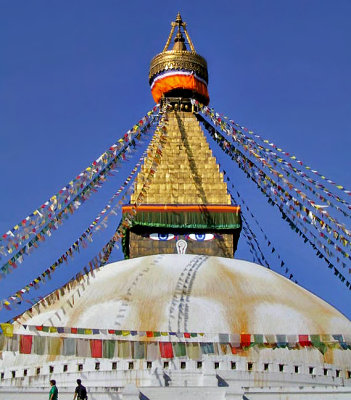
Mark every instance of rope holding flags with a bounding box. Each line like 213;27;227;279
224;174;297;283
197;109;350;290
0;106;160;254
195;106;351;247
0;104;172;313
194;101;351;205
0;110;162;279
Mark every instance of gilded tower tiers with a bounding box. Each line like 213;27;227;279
122;14;241;259
131;111;231;205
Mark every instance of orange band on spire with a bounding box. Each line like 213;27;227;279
151;74;209;104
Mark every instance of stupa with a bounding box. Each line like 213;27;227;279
0;13;350;400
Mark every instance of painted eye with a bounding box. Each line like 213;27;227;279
149;233;175;241
188;233;214;241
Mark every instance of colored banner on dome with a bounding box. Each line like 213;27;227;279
1;330;349;358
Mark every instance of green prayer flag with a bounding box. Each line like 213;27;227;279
174;342;186;357
103;340;115;358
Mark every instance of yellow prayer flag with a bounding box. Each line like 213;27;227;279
1;323;13;337
161;332;168;336
50;327;57;333
122;330;130;336
85;329;93;335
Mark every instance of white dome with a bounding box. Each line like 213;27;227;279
15;254;351;335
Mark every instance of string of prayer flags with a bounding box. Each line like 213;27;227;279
0;104;171;312
0;118;159;279
199;114;350;289
225;174;296;282
1;330;349;358
199;113;351;262
193;99;351;206
0;106;160;254
196;109;351;249
116;104;172;243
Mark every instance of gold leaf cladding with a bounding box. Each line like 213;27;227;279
130;111;231;205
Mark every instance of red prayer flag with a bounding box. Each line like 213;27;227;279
71;328;78;334
90;339;102;358
184;332;191;338
299;335;312;347
240;334;251;347
108;330;115;334
159;342;174;358
20;335;33;354
146;331;153;337
36;326;43;331
229;345;238;354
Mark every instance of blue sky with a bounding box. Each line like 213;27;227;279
1;0;350;322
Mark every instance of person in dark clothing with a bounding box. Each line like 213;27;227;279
49;379;58;400
73;379;87;400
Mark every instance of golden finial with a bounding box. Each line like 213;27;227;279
149;13;209;105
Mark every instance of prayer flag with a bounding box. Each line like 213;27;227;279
20;335;33;354
90;339;103;358
159;342;174;358
0;323;13;337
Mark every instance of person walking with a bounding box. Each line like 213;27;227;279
73;379;88;400
49;380;58;400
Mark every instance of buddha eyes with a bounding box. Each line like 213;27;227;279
189;233;214;241
149;233;175;241
149;233;214;241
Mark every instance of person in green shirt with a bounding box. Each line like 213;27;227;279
49;379;58;400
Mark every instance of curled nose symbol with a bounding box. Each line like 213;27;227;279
176;239;187;254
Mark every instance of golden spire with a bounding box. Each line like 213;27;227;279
130;111;231;205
